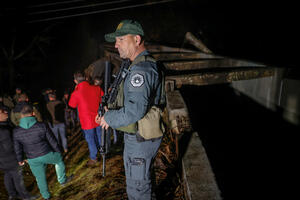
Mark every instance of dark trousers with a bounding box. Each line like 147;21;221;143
48;122;68;151
3;167;31;199
123;133;162;200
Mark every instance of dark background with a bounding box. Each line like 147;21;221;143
1;1;299;199
1;0;299;98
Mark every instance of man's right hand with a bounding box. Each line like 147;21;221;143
95;114;101;124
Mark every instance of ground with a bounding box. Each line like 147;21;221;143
1;122;184;200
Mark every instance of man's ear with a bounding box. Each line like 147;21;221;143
135;35;141;45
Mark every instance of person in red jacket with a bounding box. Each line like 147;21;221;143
68;71;104;166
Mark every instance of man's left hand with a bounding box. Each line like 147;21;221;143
95;114;101;124
100;116;109;130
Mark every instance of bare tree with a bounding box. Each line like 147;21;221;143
0;25;54;90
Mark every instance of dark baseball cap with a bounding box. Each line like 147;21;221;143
105;19;144;42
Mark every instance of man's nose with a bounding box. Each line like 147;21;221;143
115;40;120;48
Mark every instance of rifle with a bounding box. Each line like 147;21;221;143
98;59;131;177
98;61;111;177
107;59;131;104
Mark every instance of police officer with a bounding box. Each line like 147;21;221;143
96;19;165;200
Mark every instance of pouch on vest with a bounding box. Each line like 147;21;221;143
138;105;165;140
116;122;137;133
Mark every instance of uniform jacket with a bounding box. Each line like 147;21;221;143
0;121;18;170
10;101;42;126
104;50;163;128
13;117;61;162
68;81;104;130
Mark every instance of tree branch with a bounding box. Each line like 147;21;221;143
1;46;8;59
14;36;38;61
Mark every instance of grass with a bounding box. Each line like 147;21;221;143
1;123;184;200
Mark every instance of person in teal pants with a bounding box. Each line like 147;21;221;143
13;104;72;200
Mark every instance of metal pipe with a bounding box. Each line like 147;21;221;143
27;0;176;23
27;0;86;8
28;0;133;15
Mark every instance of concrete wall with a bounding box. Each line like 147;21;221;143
279;78;300;125
231;68;300;125
182;132;222;200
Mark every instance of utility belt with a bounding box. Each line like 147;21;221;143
125;131;162;142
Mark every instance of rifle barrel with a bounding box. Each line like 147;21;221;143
102;154;106;177
104;61;111;95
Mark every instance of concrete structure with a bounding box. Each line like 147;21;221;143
231;68;300;125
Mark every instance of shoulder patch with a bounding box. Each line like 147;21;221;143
130;73;144;87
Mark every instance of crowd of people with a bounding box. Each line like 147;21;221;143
0;86;78;200
0;67;108;199
1;19;165;200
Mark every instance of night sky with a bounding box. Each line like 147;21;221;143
1;0;299;98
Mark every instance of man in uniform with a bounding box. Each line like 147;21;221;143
96;19;165;200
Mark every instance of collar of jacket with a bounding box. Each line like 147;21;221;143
134;50;149;60
19;116;37;129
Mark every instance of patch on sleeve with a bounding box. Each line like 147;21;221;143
130;73;144;87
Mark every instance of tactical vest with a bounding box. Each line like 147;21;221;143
108;55;165;139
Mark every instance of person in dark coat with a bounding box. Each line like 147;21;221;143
13;104;72;200
0;106;37;200
46;92;68;153
62;91;76;129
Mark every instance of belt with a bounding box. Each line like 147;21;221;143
125;132;136;136
125;132;162;142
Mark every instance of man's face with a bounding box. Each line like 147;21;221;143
16;89;21;94
0;109;8;122
115;34;138;59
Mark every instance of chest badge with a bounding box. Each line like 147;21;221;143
131;73;144;87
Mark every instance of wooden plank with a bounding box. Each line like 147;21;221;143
166;90;192;134
146;44;196;53
166;68;275;87
184;32;213;54
164;59;265;71
151;53;223;61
